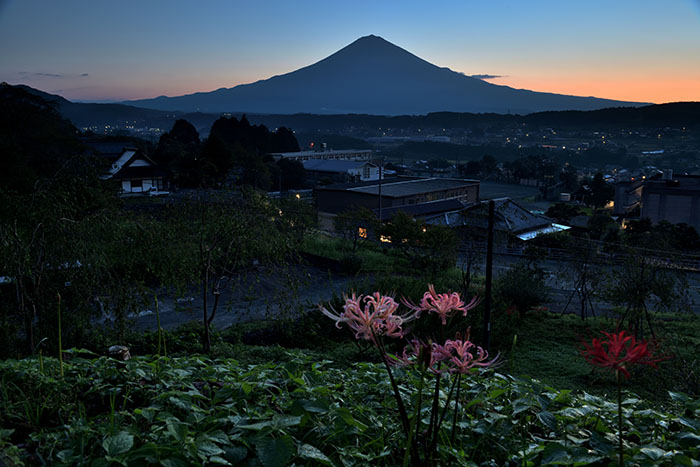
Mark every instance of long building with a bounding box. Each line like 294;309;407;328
640;172;700;230
314;176;480;229
270;148;373;162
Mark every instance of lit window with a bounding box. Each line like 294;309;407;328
358;227;367;238
380;235;392;243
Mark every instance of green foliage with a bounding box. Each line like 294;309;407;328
586;211;617;240
334;207;380;262
494;262;549;316
0;352;697;466
545;202;583;224
381;211;458;278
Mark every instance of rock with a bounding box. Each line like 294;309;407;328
108;345;131;361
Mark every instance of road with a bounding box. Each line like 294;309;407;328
123;253;700;332
127;266;357;332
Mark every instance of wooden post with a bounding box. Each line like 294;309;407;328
483;200;495;352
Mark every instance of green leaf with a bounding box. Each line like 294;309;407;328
639;446;667;461
298;444;333;466
669;391;691;403
102;432;134;457
537;410;557;432
161;458;190;467
677;431;700;447
672;454;696;466
335;407;368;431
255;436;294;467
209;456;230;465
56;449;76;463
223;446;248;464
512;398;533;415
195;436;225;457
540;443;570;465
165;418;189;442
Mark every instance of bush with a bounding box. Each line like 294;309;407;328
494;263;549;317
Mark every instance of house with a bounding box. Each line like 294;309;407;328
612;178;644;216
101;148;168;194
314;177;480;230
302;159;380;183
423;198;569;242
640;171;700;230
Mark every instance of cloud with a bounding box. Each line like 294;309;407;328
470;74;503;80
19;71;64;78
16;71;89;79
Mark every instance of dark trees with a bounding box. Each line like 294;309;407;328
0;84;83;193
590;172;614;208
275;158;306;191
545;203;584;224
334;207;380;265
154;119;202;187
380;211;458;277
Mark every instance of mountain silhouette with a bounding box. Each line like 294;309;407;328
136;35;643;114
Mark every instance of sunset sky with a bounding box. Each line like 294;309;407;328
1;0;699;104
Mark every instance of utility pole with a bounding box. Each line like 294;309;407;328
378;158;383;221
483;200;495;352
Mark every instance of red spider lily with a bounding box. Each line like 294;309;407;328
320;292;419;343
403;284;481;325
439;329;501;374
581;330;660;378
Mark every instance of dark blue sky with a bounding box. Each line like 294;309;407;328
1;0;699;103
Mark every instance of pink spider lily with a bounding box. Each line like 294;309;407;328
320;292;419;343
581;330;660;378
388;339;450;373
440;329;501;374
403;284;481;325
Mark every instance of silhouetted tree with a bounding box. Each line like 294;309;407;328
0;84;82;192
276;158;306;190
154;119;201;186
590;172;614;208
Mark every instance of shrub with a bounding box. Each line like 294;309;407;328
494;263;549;316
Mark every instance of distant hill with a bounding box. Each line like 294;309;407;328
124;35;646;115
5;84;699;138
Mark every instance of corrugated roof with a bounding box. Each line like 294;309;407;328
376;199;466;221
424;198;552;234
302;159;372;172
348;178;476;198
271;149;372;157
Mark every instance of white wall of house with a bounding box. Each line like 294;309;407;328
121;179;157;193
348;164;380;181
